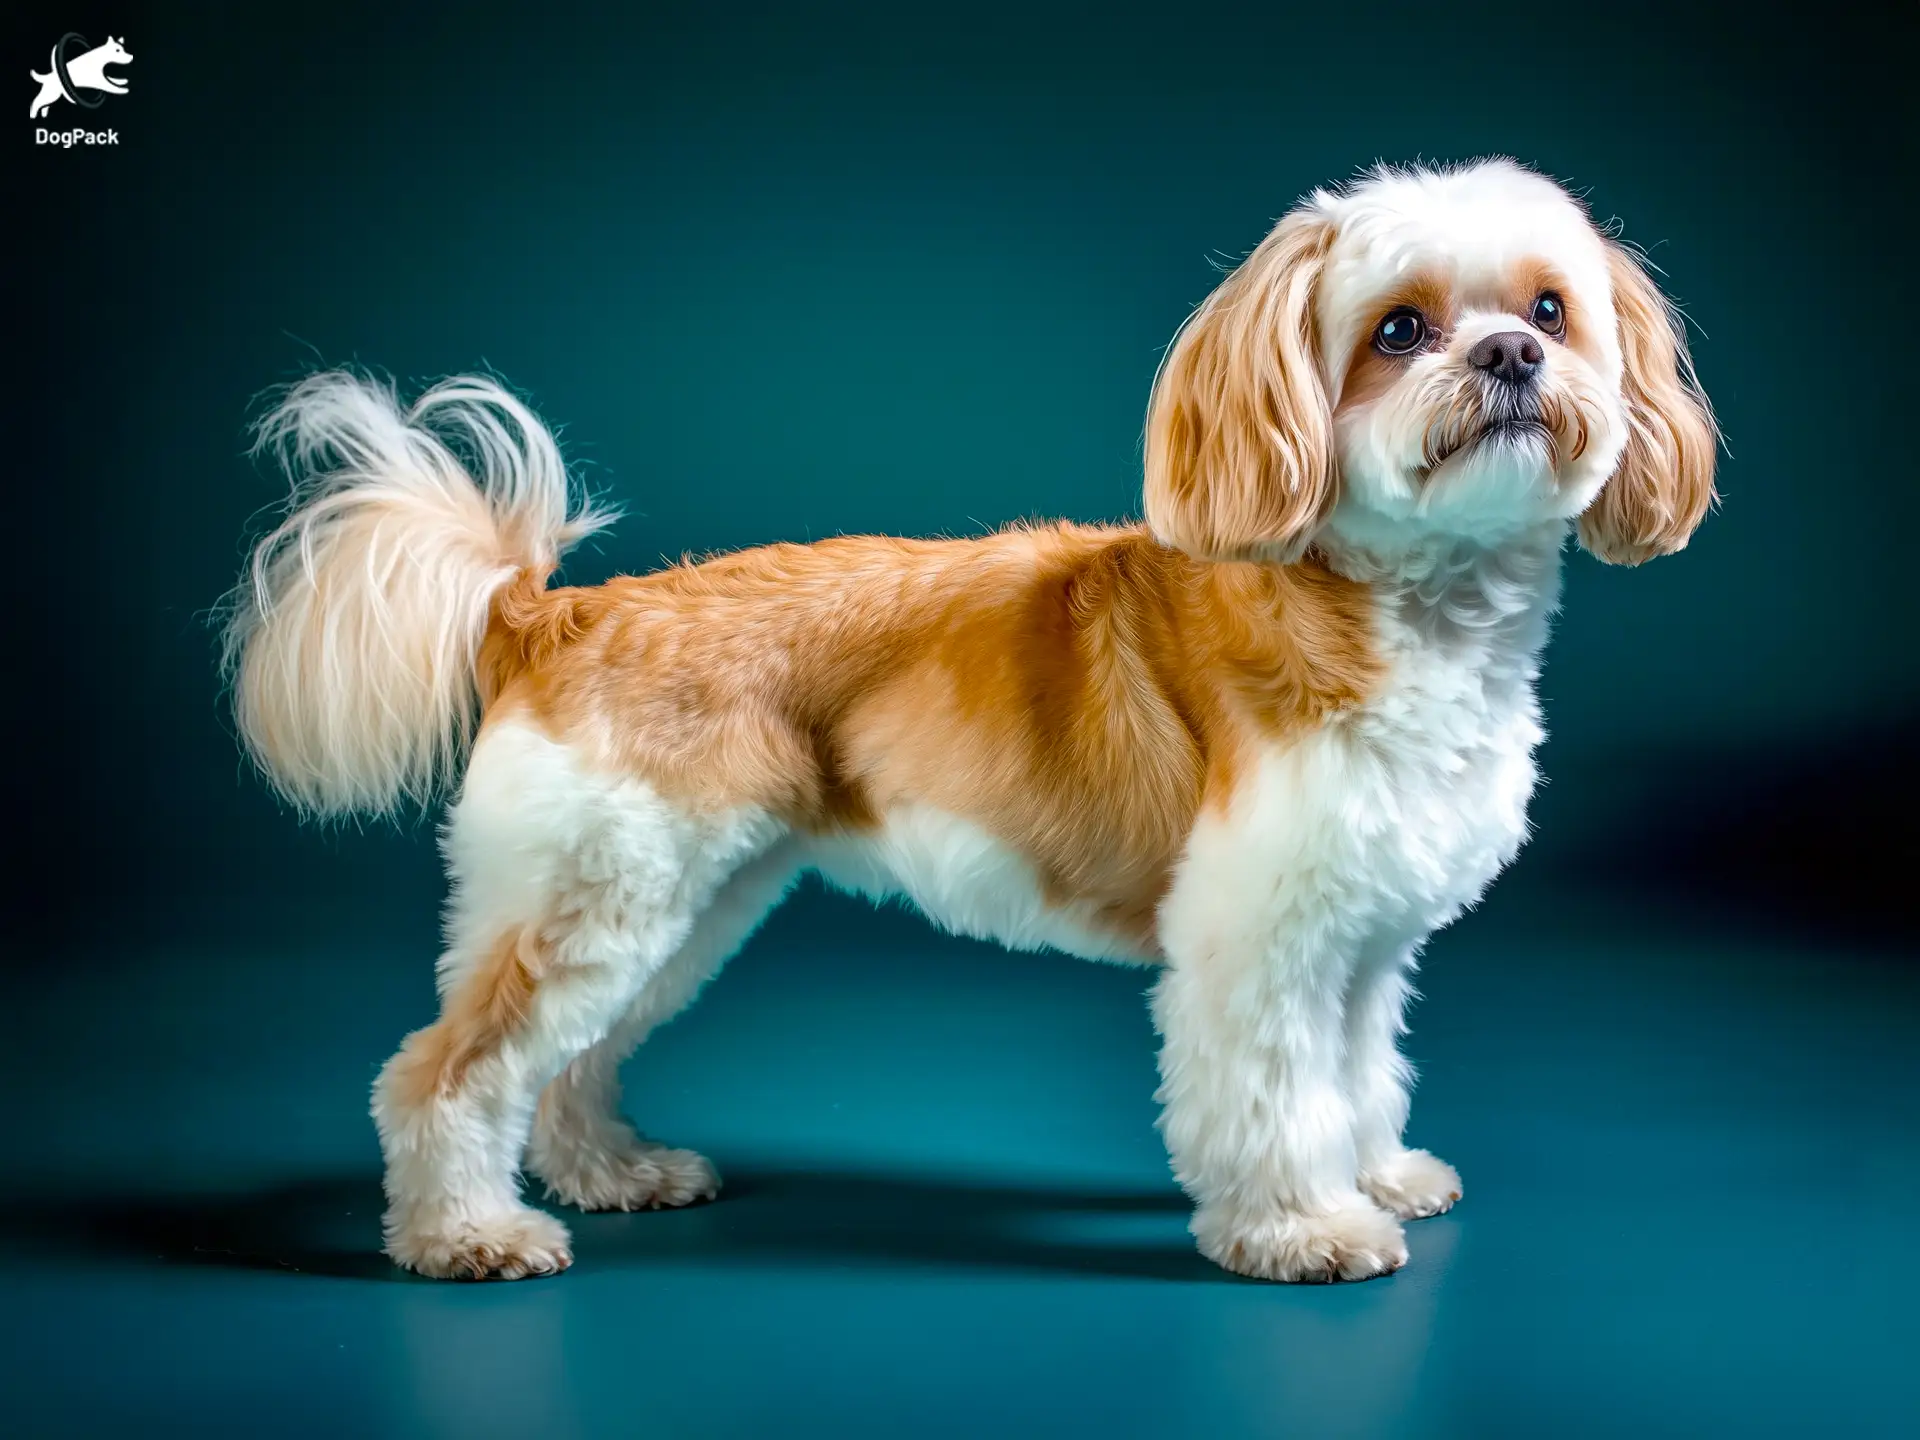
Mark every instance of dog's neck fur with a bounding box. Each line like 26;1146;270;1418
1322;519;1568;700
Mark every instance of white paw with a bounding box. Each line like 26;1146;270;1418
1360;1148;1463;1220
1194;1198;1408;1283
532;1133;721;1213
385;1203;574;1281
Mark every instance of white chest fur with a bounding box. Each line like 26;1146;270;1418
1343;535;1560;940
1161;529;1563;974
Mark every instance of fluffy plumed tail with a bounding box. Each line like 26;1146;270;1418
221;371;615;818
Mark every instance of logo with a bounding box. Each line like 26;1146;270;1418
29;33;131;145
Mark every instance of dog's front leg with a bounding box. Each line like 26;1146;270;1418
1152;916;1408;1283
1347;940;1463;1221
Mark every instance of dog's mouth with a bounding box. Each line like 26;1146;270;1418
1476;417;1550;446
1414;373;1599;481
1420;414;1550;474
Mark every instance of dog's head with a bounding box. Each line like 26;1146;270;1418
97;36;133;67
1144;158;1717;566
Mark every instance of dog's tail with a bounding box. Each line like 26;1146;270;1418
221;370;615;818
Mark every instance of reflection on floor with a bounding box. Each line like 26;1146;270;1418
7;885;1916;1437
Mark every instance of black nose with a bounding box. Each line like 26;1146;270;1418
1468;331;1545;385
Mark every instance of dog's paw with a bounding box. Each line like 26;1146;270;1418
1194;1197;1407;1283
533;1134;721;1213
385;1203;574;1281
1360;1148;1462;1220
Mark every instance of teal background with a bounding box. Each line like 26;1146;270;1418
8;1;1916;1436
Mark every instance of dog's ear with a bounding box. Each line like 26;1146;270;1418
1577;245;1719;565
1144;210;1337;564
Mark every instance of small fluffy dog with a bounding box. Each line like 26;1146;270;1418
225;158;1715;1282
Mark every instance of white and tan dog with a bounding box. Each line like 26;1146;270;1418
224;157;1716;1282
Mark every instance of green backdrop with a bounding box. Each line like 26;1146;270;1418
18;3;1914;951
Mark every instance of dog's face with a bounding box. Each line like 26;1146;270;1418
1145;159;1717;566
1319;164;1633;551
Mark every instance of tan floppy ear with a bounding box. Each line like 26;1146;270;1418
1144;211;1336;563
1579;245;1720;565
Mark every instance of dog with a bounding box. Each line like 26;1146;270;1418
223;157;1716;1282
28;35;131;119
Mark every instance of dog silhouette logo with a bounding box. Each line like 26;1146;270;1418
29;34;132;119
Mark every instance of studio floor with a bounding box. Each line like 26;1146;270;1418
6;886;1914;1438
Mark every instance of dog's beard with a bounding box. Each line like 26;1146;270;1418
1415;371;1600;478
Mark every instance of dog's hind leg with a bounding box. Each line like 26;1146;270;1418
526;841;803;1212
371;721;784;1279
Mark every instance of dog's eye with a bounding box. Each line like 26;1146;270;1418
1374;308;1428;356
1530;292;1567;338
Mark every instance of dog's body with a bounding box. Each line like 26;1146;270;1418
28;36;131;119
225;159;1714;1282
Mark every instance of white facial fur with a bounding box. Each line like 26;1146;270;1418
1307;161;1630;557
